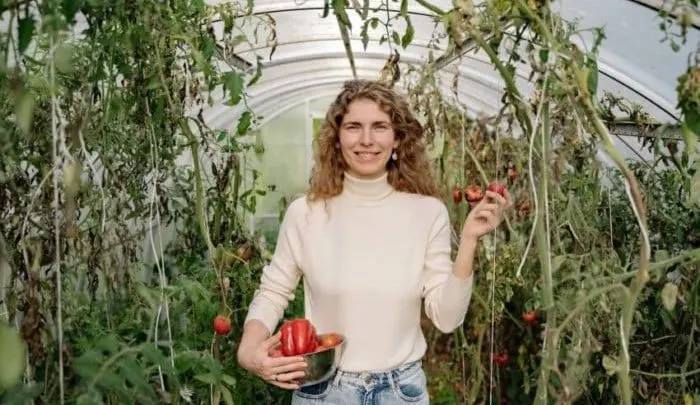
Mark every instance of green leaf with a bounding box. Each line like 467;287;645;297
587;59;599;97
223;15;234;33
237;111;252;135
247;55;263;86
400;0;408;16
194;373;218;385
539;48;549;63
401;20;414;49
17;17;35;53
332;0;351;28
54;43;76;74
220;385;234;405
221;374;236;387
0;324;26;389
61;0;83;23
551;255;566;273
392;31;400;45
223;72;244;106
15;90;34;135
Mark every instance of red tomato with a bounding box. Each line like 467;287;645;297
319;333;342;348
465;185;483;203
452;187;463;203
213;315;231;336
280;319;318;356
518;201;532;216
493;353;509;365
487;182;507;197
522;311;539;326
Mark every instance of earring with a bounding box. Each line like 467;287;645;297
391;151;398;161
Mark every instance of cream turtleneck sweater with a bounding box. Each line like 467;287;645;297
244;172;474;372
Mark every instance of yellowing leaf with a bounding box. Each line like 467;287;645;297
0;324;26;389
661;282;679;311
602;355;618;376
689;160;700;207
683;393;693;405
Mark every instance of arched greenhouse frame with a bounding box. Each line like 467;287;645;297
0;0;698;404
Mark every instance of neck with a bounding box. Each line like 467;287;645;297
342;171;394;201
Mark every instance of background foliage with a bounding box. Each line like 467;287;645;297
1;0;699;404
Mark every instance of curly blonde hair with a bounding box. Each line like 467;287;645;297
307;80;439;201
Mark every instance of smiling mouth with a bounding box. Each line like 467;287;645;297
354;151;381;161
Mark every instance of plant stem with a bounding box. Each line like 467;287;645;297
533;79;555;405
575;75;651;405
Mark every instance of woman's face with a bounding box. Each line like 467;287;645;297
338;98;399;180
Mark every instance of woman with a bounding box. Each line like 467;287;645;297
237;79;511;404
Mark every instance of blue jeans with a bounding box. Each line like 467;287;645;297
291;360;429;404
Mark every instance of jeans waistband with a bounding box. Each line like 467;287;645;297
331;360;422;386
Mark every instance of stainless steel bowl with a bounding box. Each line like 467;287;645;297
299;334;346;387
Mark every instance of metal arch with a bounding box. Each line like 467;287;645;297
205;73;497;129
202;51;512;126
241;0;446;18
238;35;444;56
623;0;700;28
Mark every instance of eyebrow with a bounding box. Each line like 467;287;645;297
343;120;391;126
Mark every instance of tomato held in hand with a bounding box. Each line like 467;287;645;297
213;315;231;336
465;185;483;203
280;318;318;356
487;182;507;197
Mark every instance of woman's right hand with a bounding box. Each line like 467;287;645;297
238;332;308;390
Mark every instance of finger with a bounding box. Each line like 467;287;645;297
270;380;301;390
264;332;281;349
270;360;308;375
475;202;499;213
475;211;494;221
484;191;507;206
266;354;306;367
276;370;307;382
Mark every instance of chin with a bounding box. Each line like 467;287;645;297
347;164;388;179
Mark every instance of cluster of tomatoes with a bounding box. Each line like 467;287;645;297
492;311;540;367
452;181;508;204
269;318;343;358
213;316;343;357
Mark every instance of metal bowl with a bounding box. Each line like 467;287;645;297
298;334;346;387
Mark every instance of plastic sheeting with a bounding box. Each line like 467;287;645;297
202;0;699;129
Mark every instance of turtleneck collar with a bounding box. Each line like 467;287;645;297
342;171;394;200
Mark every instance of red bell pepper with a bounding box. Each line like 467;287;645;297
280;318;318;356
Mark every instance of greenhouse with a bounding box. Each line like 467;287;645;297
0;0;698;404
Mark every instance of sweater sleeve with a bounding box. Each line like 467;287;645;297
421;202;474;333
244;199;305;335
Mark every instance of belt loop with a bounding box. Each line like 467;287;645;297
332;369;343;388
387;369;398;391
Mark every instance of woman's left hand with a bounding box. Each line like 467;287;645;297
462;190;513;240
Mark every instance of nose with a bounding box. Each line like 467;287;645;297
359;126;373;145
